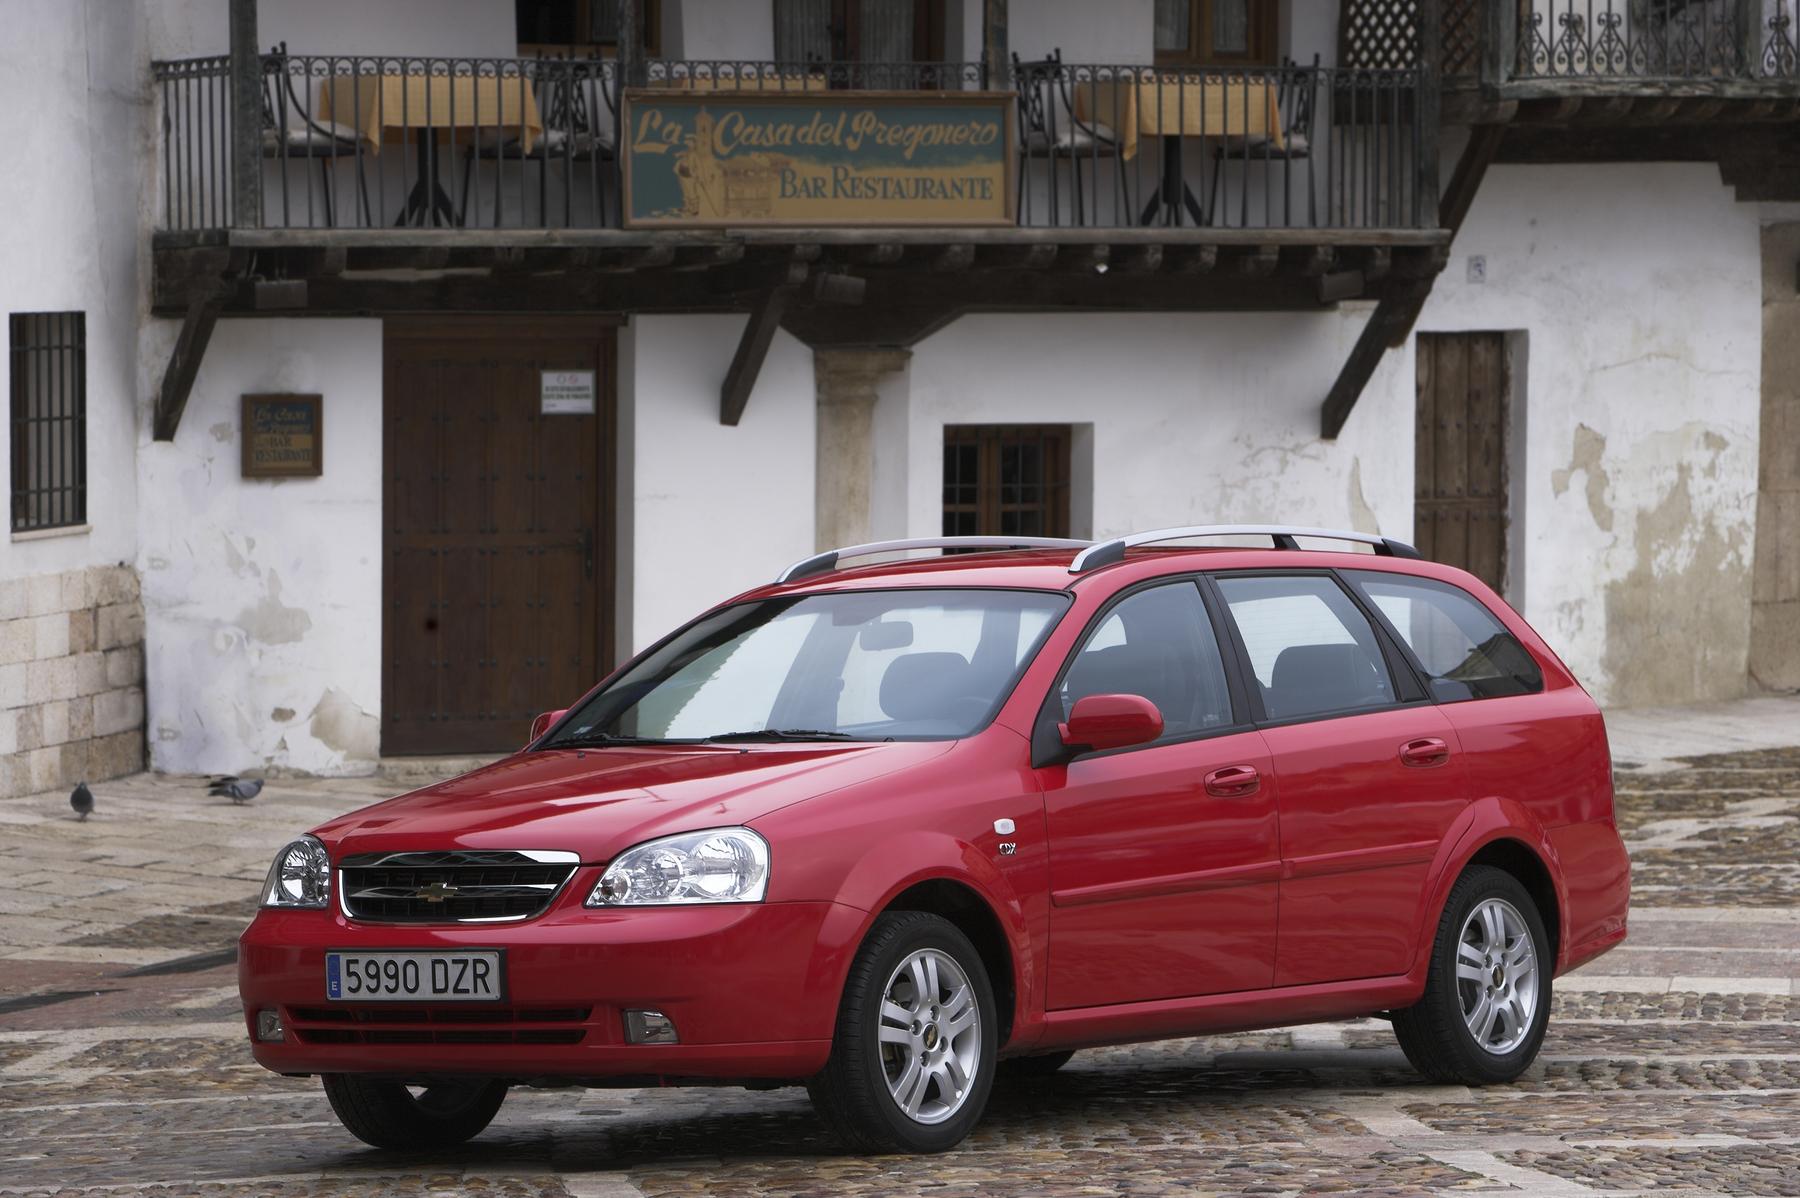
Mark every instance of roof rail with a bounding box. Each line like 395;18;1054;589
1069;525;1421;574
777;536;1093;585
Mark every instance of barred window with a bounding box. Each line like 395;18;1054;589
9;312;87;534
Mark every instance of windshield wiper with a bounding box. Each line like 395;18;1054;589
547;732;687;749
705;729;865;743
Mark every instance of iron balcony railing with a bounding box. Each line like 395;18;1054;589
153;51;1433;232
1443;0;1800;84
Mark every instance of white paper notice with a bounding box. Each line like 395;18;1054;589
541;370;597;415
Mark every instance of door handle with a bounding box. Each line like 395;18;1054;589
1399;737;1451;768
1204;764;1260;798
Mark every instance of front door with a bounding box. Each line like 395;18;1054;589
1415;331;1509;591
382;318;613;755
1039;580;1279;1010
1210;572;1471;987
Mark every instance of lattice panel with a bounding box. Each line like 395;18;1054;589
1340;0;1421;68
1442;0;1483;76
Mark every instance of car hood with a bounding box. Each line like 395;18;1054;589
312;741;953;862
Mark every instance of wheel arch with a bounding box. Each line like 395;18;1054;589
1420;798;1572;976
880;877;1019;1047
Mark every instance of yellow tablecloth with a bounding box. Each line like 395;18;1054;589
1073;74;1283;161
319;73;544;154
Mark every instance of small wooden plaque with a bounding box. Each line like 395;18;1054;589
241;394;323;478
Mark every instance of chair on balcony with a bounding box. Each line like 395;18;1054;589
457;60;617;227
1207;54;1319;228
1012;49;1127;226
260;45;372;227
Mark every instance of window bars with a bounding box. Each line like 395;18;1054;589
8;312;88;534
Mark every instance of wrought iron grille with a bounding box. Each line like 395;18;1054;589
1515;0;1800;78
151;52;1430;231
8;312;87;535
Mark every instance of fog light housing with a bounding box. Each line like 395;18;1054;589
623;1009;678;1045
255;1009;285;1043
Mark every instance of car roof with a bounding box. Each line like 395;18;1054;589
736;545;1463;603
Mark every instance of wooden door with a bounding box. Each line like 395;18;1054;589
383;318;614;755
1415;332;1508;591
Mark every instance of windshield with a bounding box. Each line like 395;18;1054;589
544;588;1069;745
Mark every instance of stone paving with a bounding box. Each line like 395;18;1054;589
1;697;1798;1196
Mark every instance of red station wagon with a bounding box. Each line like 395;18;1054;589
240;526;1631;1154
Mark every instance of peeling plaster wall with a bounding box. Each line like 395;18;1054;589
1418;162;1761;706
136;321;384;776
902;307;1415;543
623;316;816;653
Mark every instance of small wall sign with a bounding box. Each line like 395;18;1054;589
241;394;323;478
541;370;597;415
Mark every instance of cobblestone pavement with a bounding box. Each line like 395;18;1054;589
2;699;1798;1197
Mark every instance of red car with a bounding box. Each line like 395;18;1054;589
240;526;1630;1154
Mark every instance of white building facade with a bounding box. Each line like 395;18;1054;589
1;0;1794;791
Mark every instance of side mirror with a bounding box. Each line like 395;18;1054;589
1059;694;1164;753
528;709;568;745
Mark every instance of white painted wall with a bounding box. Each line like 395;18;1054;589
0;0;146;589
1419;161;1762;706
259;0;516;57
622;315;816;652
678;0;776;60
136;320;385;776
1008;0;1155;63
901;305;1407;540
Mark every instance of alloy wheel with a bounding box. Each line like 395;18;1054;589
876;947;982;1124
1456;897;1539;1055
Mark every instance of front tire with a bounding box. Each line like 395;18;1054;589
1393;865;1551;1084
808;911;998;1153
321;1075;508;1150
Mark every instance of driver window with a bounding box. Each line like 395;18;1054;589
1214;575;1396;721
1061;582;1233;738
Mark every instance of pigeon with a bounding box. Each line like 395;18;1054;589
69;781;93;822
208;776;264;804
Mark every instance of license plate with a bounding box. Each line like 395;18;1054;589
325;950;504;1002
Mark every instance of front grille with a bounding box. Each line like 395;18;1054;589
338;850;579;923
289;1005;591;1046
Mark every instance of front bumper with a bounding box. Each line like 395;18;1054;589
239;895;863;1081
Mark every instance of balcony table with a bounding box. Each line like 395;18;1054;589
319;73;545;226
1074;73;1283;226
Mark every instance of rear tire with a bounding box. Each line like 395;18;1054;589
321;1075;508;1150
996;1050;1075;1079
807;911;997;1153
1393;865;1551;1085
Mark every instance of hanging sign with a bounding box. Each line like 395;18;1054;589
622;90;1016;227
541;370;597;415
241;394;323;478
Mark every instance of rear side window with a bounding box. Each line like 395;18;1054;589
1214;575;1396;721
1345;571;1543;701
1060;581;1233;738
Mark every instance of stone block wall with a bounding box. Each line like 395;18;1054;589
0;564;145;797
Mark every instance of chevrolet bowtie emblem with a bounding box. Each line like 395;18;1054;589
414;882;460;902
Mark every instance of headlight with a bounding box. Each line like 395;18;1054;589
261;835;331;909
586;827;769;906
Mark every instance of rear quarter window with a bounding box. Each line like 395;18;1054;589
1345;571;1543;701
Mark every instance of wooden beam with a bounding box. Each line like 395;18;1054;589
720;287;792;426
1169;244;1217;273
1114;244;1164;273
1441;125;1505;234
1233;245;1280;276
228;0;260;228
932;243;976;272
986;243;1059;269
983;0;1009;90
1319;280;1432;440
1316;270;1365;303
810;271;867;304
153;291;223;441
850;242;905;266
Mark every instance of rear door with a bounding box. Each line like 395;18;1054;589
1209;571;1471;987
1036;579;1280;1009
